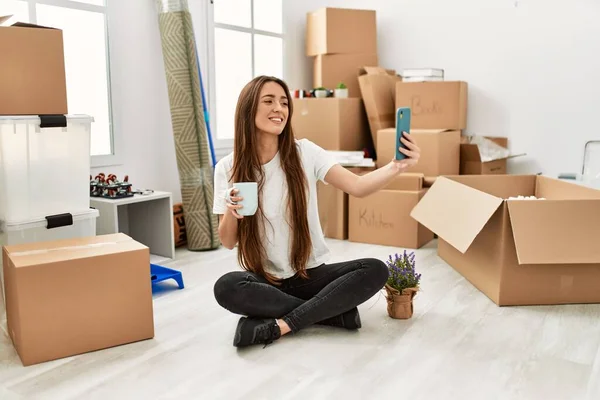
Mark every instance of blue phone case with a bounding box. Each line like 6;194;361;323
395;107;411;160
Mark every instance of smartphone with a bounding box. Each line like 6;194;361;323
395;107;411;161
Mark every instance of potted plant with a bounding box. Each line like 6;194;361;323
334;82;348;98
313;86;328;98
384;251;421;319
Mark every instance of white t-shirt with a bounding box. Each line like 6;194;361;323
212;139;339;279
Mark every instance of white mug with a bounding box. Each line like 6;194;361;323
231;182;258;216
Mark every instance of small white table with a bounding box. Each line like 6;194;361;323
90;191;175;263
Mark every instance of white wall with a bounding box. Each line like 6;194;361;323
91;0;211;205
284;0;600;177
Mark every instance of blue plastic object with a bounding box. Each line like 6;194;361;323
150;263;184;289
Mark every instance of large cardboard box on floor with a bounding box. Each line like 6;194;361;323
396;81;467;130
306;8;377;56
314;53;378;98
317;167;375;240
292;98;372;151
358;67;402;148
348;173;434;249
411;175;600;306
377;128;460;175
0;16;68;115
2;233;154;366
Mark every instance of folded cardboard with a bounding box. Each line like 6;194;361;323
396;81;467;130
314;53;378;98
3;233;154;366
410;175;600;306
358;67;402;148
348;173;434;249
292;98;372;152
0;16;68;115
317;167;375;240
306;8;377;56
376;128;460;176
460;136;524;175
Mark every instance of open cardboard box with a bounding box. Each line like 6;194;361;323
357;66;402;148
411;175;600;306
460;136;525;175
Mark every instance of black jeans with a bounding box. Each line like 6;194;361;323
213;258;389;333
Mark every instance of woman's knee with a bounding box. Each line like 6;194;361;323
213;271;249;308
362;258;389;288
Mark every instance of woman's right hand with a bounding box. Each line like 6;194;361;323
226;188;244;219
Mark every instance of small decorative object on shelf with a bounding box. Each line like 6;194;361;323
90;173;134;199
335;82;348;98
313;87;329;98
384;250;421;319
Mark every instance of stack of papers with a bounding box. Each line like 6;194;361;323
328;151;375;167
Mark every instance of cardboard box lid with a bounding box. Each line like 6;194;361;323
0;15;58;30
384;173;424;191
4;233;147;268
410;176;503;253
411;176;600;265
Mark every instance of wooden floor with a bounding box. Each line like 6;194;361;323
1;238;600;400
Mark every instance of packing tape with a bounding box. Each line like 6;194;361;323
10;242;119;257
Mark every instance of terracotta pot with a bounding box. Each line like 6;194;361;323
384;284;418;319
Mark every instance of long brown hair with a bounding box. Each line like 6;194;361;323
230;76;311;284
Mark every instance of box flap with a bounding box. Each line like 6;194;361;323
507;200;600;264
0;15;57;30
0;15;15;26
460;143;483;162
358;66;396;76
410;177;503;253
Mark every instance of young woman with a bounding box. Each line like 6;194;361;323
212;76;421;348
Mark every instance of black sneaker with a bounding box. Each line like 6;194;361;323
317;307;362;330
233;317;281;348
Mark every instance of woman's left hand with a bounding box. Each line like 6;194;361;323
391;132;421;170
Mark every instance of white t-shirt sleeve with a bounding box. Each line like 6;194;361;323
212;158;230;215
300;139;339;183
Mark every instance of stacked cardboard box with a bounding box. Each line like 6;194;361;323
347;70;469;249
297;8;381;240
348;173;434;248
376;80;467;175
0;15;68;115
306;7;378;98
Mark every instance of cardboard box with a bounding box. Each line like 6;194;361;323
0;16;68;115
376;128;460;176
3;233;154;366
314;53;378;98
292;98;372;151
306;8;377;56
317;167;375;240
348;174;434;249
395;81;467;130
460;136;524;175
358;67;402;148
410;175;600;306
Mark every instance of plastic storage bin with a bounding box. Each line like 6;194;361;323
0;115;93;224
